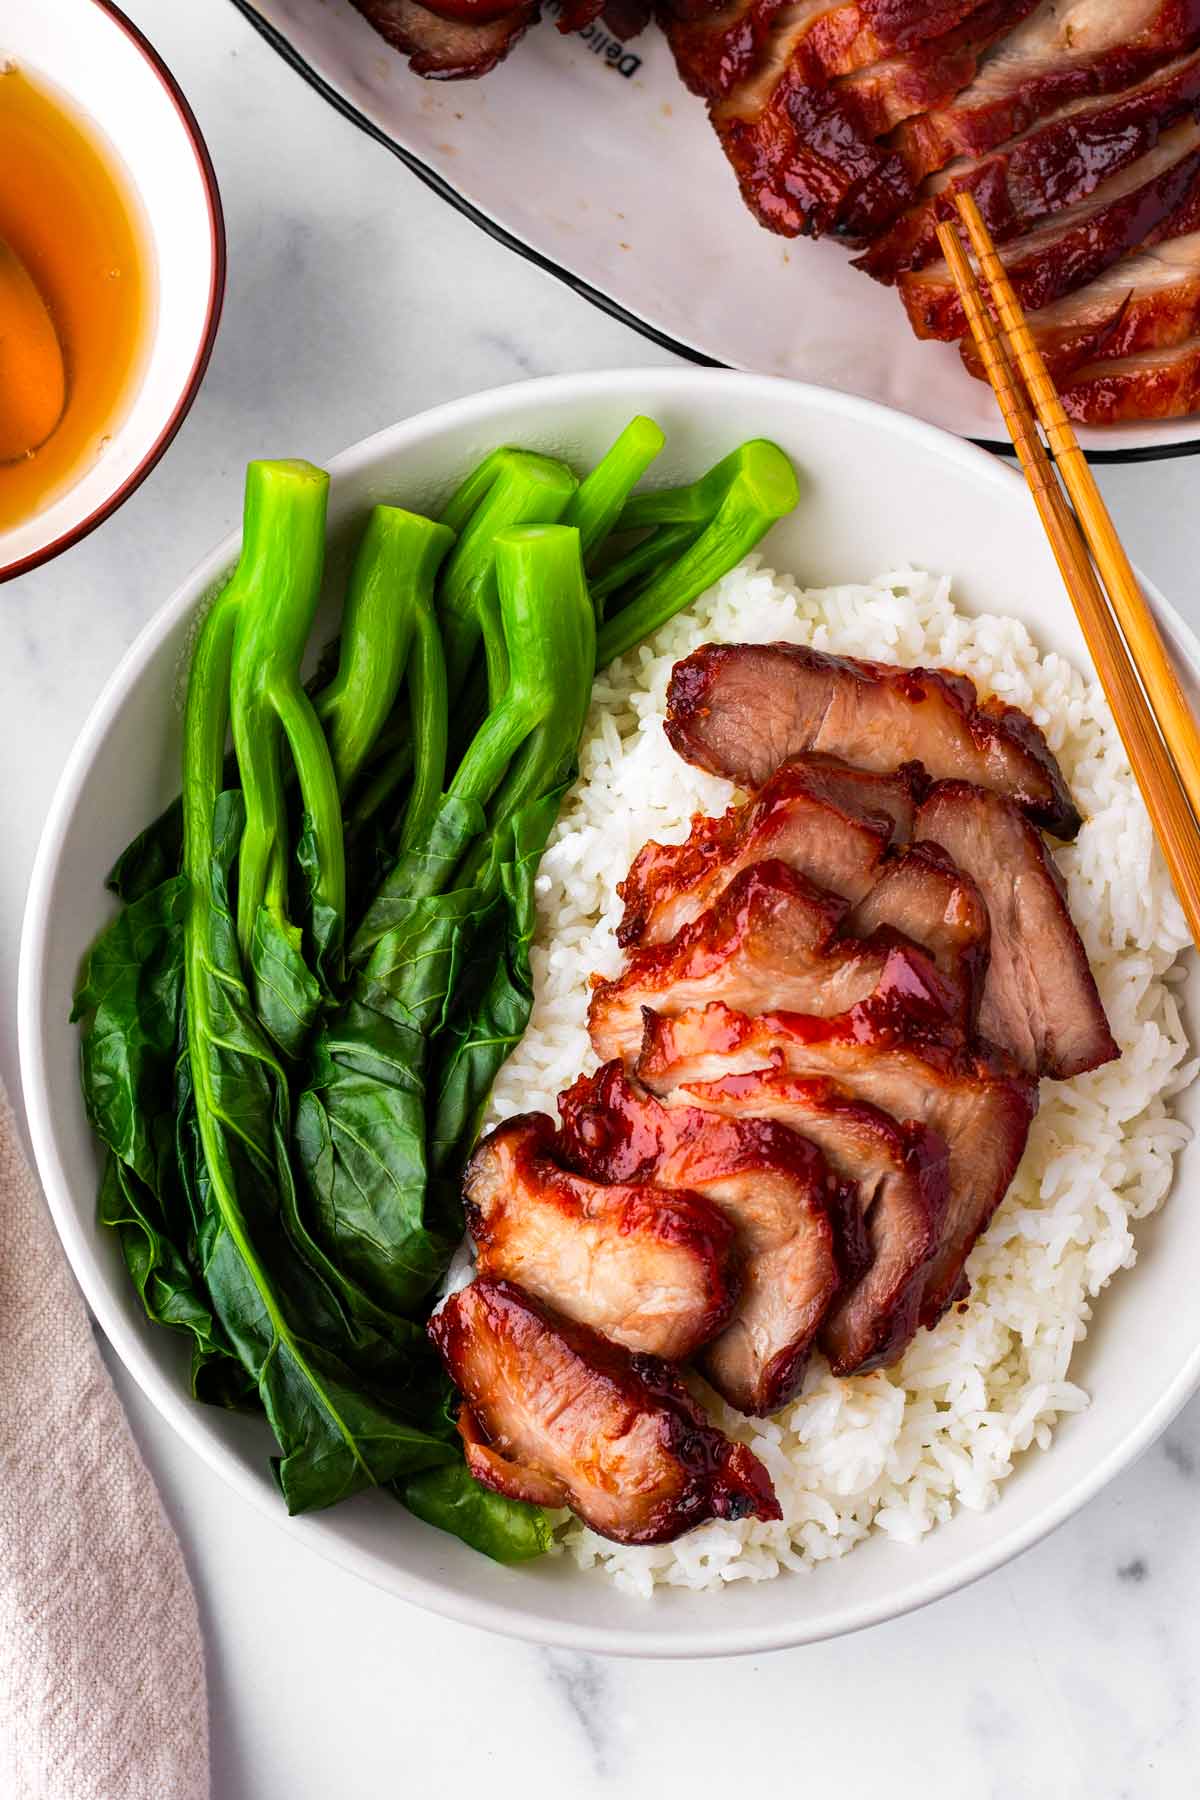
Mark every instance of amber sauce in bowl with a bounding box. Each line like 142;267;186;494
0;63;153;531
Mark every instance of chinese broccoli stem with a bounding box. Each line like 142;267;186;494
316;507;453;797
436;449;578;701
227;460;338;963
562;415;665;562
596;440;799;665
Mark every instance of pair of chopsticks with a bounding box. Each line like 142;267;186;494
936;196;1200;945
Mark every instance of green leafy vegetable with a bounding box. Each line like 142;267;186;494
71;873;247;1400
180;471;457;1512
399;1460;554;1563
79;424;801;1564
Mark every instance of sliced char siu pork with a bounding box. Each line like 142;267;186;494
588;858;963;1067
959;229;1200;381
665;641;1081;836
858;47;1200;281
848;840;991;1028
682;0;1039;238
430;1278;781;1543
348;0;538;77
556;1063;852;1413
914;781;1118;1077
637;996;1038;1325
899;117;1200;340
1059;333;1200;419
617;754;919;949
894;0;1200;181
464;1113;740;1360
675;1067;949;1373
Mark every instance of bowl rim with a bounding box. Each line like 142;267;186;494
19;366;1200;1658
0;0;226;585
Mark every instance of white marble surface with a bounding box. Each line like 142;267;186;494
7;3;1200;1793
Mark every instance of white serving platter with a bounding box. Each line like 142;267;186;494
231;0;1200;464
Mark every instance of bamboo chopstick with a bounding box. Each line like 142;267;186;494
935;213;1200;946
953;190;1200;829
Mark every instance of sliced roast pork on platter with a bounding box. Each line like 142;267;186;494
858;47;1200;280
347;0;539;77
893;0;1200;180
898;118;1200;340
959;229;1200;380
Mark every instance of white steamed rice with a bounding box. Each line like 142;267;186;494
485;558;1196;1597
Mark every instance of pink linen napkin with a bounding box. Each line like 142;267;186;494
0;1082;209;1800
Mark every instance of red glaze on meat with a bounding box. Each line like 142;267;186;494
348;0;538;75
895;0;1200;180
859;47;1200;281
960;227;1200;379
899;119;1200;339
637;995;1037;1326
589;859;959;1067
668;0;1031;238
915;782;1118;1077
430;1278;782;1542
617;754;920;949
678;1067;949;1373
1059;330;1200;416
557;1062;852;1413
464;1112;740;1359
665;641;1081;838
848;840;990;1030
710;67;914;239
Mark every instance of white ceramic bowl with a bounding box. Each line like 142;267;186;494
18;369;1200;1657
0;0;223;581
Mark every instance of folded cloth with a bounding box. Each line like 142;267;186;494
0;1082;209;1800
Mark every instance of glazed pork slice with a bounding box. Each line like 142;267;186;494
665;641;1081;837
899;118;1200;340
895;0;1200;181
348;0;538;77
677;1068;949;1374
430;1278;782;1544
848;840;991;1029
859;48;1200;281
960;229;1200;379
464;1113;740;1360
638;998;1038;1325
1059;332;1200;419
617;754;920;949
670;0;1037;239
557;1063;850;1413
708;52;913;240
916;782;1117;1078
589;859;957;1067
666;0;987;97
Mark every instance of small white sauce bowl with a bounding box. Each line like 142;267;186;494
0;0;223;581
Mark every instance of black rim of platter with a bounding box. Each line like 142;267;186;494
230;0;1200;467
